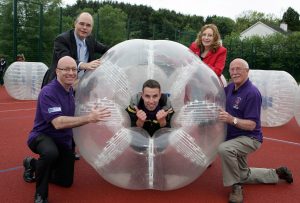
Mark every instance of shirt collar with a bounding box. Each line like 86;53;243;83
233;78;250;93
74;32;85;46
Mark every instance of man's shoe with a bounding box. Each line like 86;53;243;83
74;153;80;160
229;184;243;203
276;167;293;183
35;193;48;203
23;157;35;183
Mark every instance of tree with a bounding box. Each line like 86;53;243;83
205;15;235;37
234;10;279;33
282;7;300;31
0;0;14;62
97;5;127;45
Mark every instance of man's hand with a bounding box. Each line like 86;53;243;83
135;106;146;127
80;59;101;70
156;108;172;127
88;106;111;123
218;108;234;124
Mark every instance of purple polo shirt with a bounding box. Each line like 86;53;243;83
28;79;75;149
225;78;263;142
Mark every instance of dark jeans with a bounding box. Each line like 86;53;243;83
28;134;75;198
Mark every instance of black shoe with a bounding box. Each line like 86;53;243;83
35;193;48;203
74;153;80;160
23;157;35;183
276;166;293;183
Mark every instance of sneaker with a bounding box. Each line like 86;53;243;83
23;157;35;183
229;184;243;203
276;167;293;183
35;193;48;203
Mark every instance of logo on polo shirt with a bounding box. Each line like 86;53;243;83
48;107;62;113
233;97;242;109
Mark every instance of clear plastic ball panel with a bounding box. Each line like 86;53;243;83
249;70;298;127
73;39;226;190
4;62;48;100
294;84;300;127
220;74;227;87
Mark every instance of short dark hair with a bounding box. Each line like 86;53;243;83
142;79;161;91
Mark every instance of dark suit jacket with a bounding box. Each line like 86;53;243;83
42;29;109;87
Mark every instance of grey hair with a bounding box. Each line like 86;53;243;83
231;58;249;69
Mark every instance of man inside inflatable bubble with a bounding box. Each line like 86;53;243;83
126;79;174;136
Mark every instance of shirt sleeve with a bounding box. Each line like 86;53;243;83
165;110;174;128
243;89;262;124
206;47;227;77
39;91;64;123
126;106;138;127
189;42;200;56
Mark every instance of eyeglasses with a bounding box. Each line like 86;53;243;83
57;68;77;73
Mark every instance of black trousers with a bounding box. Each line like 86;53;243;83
28;134;75;198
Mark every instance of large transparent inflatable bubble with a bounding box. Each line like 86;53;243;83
73;39;226;190
295;84;300;127
249;70;298;127
4;62;48;100
220;74;227;87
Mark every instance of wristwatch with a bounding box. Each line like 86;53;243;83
233;117;238;125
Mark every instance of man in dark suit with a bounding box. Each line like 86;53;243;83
42;12;109;87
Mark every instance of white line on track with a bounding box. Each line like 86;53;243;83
0;101;35;105
264;137;300;147
1;115;34;121
0;108;36;113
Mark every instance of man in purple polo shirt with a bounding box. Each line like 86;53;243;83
22;56;110;203
218;58;293;203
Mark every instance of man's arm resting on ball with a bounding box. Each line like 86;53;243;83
51;107;111;130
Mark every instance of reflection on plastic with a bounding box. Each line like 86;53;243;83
73;39;226;190
249;70;298;127
4;62;47;100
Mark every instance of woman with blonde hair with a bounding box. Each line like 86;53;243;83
189;24;227;78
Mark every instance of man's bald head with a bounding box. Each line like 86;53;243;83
55;56;77;90
57;56;76;69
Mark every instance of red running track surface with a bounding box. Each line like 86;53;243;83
0;86;299;203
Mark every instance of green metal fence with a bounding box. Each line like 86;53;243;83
10;2;300;82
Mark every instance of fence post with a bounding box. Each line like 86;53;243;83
241;41;243;58
152;24;155;40
38;4;43;61
251;43;255;69
59;7;62;34
269;44;273;69
293;43;296;76
96;13;100;41
13;0;17;61
126;16;130;40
